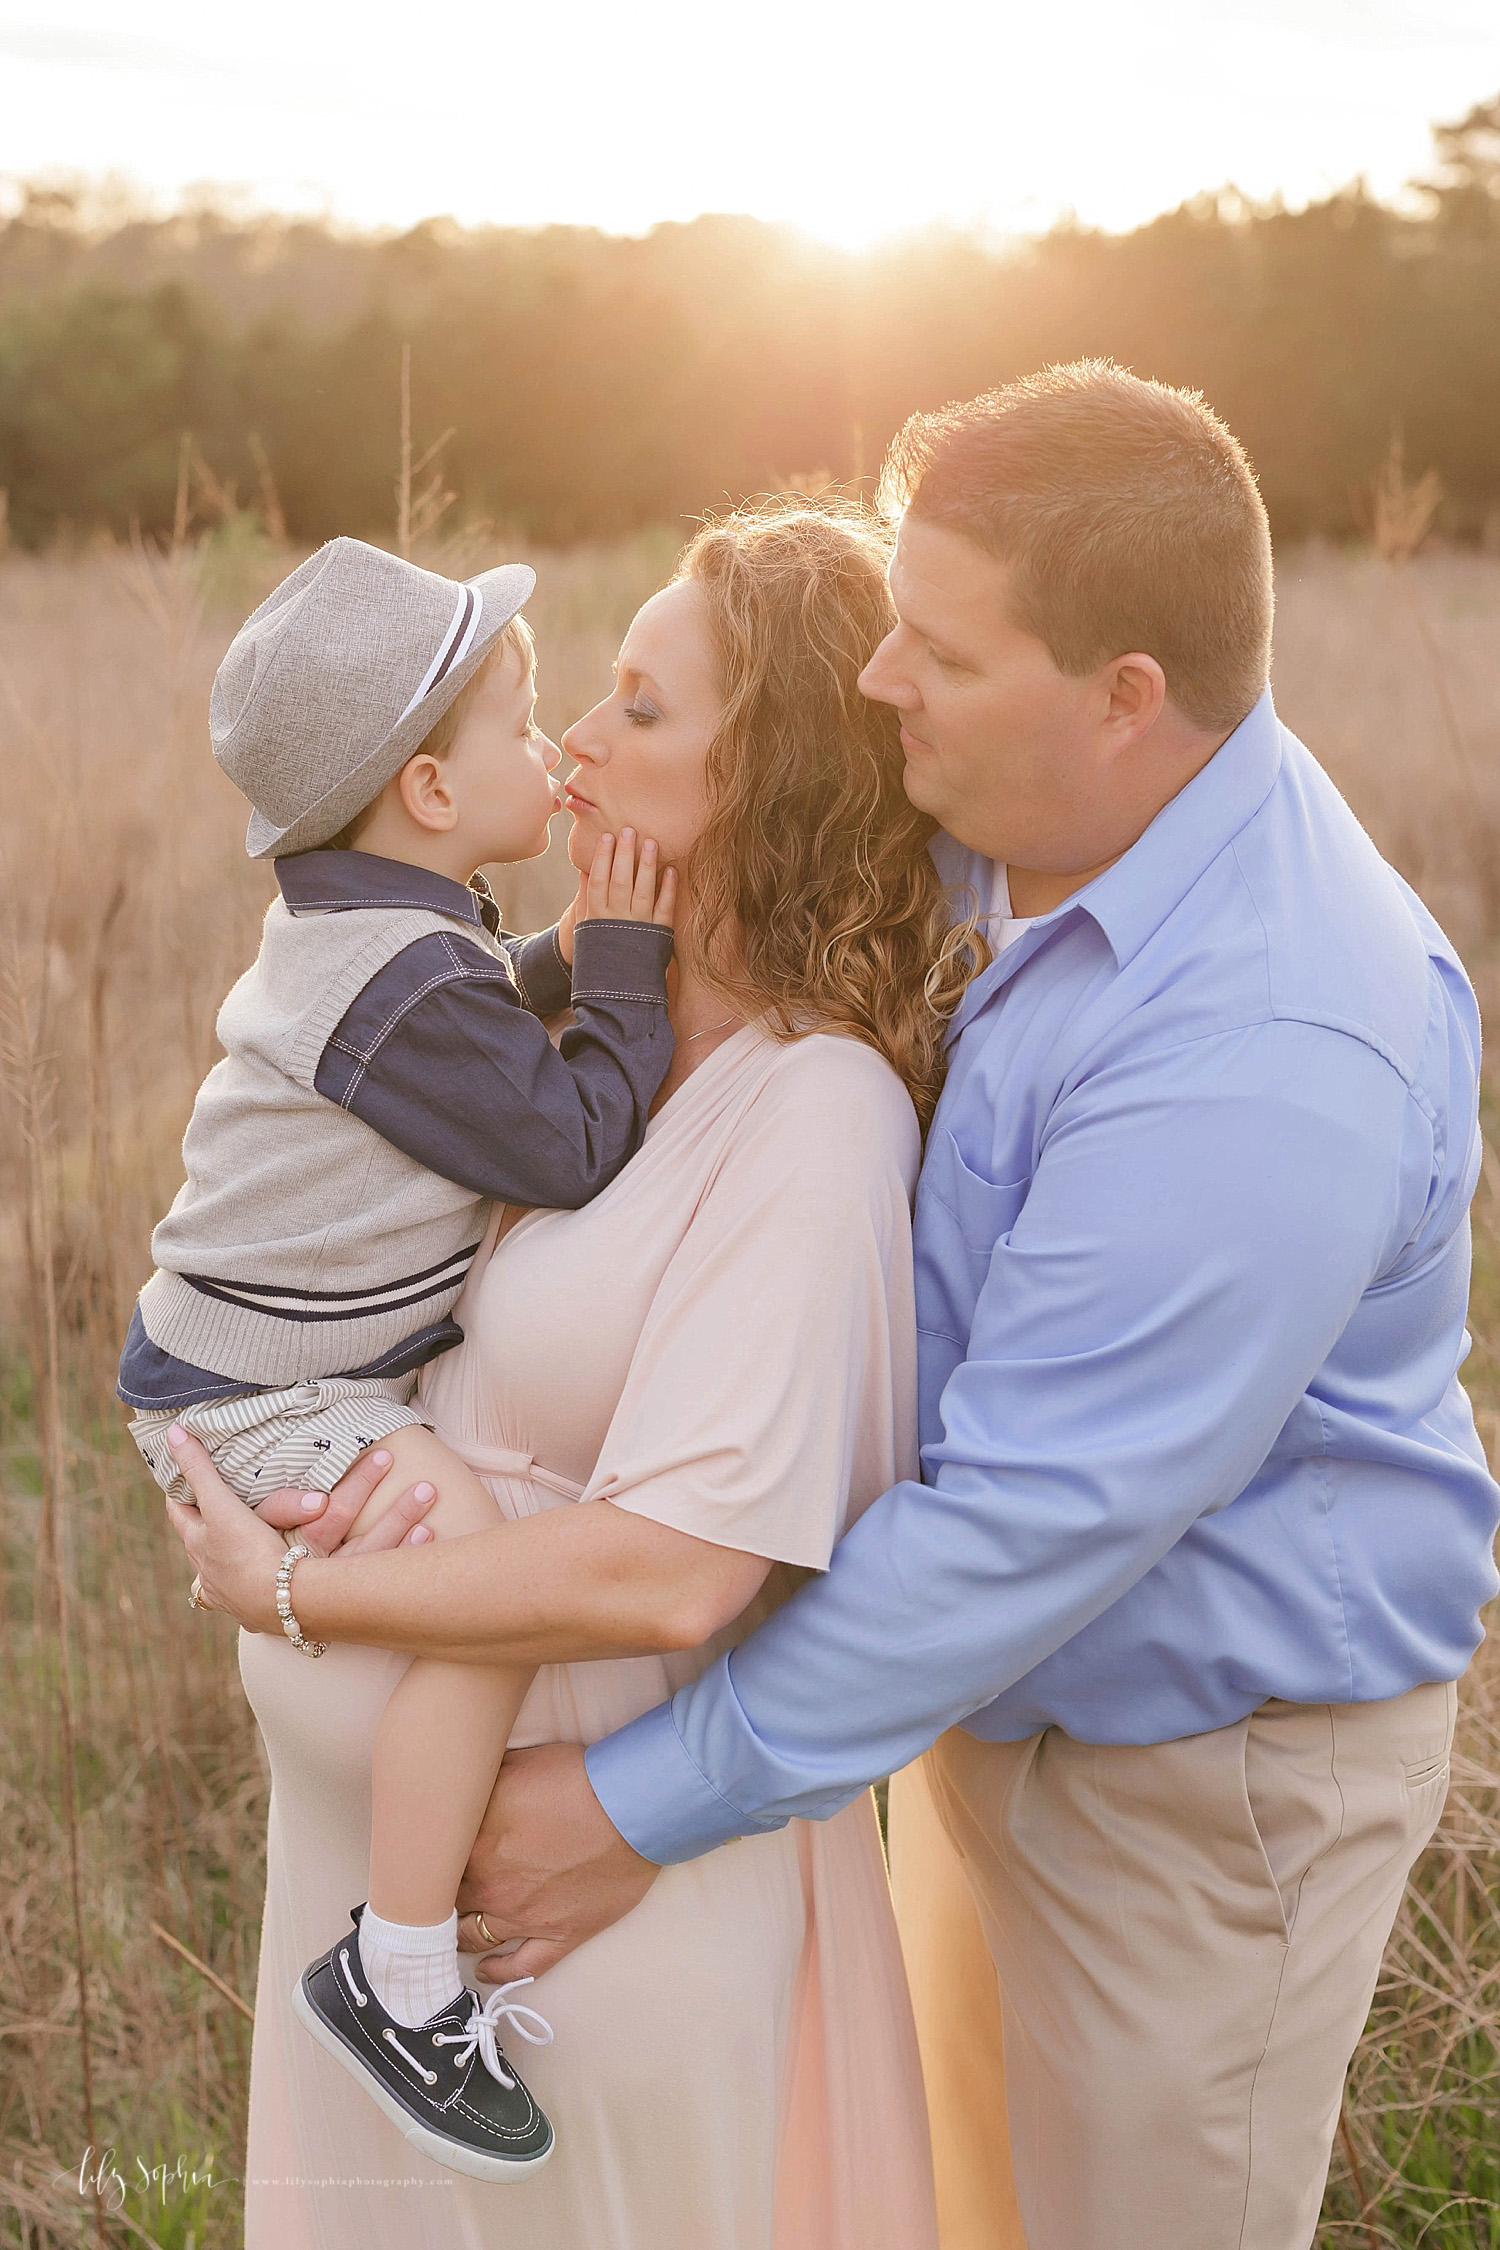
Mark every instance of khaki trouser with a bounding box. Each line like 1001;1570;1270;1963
890;1682;1456;2250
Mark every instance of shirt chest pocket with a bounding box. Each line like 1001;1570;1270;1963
935;1133;1031;1258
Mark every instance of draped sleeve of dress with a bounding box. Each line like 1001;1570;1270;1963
237;1026;941;2250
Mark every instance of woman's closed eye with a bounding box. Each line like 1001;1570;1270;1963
623;700;660;726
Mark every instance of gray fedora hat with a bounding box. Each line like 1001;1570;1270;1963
210;537;536;859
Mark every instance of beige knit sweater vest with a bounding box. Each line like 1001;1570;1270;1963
137;897;503;1387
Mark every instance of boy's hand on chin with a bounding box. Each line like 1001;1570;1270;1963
558;829;676;970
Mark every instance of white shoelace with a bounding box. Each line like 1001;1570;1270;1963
430;1980;554;2090
339;1946;368;2006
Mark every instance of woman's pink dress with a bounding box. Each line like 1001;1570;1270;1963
238;1026;940;2250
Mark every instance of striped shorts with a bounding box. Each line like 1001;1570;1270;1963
129;1375;428;1509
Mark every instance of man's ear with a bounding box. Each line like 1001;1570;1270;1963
396;751;459;834
1102;653;1168;749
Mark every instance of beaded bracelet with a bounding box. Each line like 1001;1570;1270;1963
275;1542;328;1658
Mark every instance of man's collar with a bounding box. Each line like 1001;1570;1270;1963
274;850;502;935
1070;687;1283;969
938;687;1283;972
940;688;1283;1039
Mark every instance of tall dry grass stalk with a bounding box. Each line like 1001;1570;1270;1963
1370;434;1445;567
0;912;105;2250
1364;436;1496;890
0;523;1495;2244
395;346;458;561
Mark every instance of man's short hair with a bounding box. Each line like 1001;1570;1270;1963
879;361;1273;733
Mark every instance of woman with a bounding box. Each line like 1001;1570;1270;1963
168;501;980;2250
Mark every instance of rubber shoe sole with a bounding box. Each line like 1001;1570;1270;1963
292;1974;555;2183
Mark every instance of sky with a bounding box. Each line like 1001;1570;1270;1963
2;0;1499;248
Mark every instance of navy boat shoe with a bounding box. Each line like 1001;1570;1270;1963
293;1906;555;2182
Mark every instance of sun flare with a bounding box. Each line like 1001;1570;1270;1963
4;0;1500;246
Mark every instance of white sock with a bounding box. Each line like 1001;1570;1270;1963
357;1906;463;2028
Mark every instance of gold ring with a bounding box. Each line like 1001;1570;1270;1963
473;1912;500;1950
189;1575;205;1609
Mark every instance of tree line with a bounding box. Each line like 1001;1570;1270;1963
2;94;1498;550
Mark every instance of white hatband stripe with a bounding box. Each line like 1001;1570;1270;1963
396;584;485;726
444;584;484;677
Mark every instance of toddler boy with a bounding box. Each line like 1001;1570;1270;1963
121;537;676;2179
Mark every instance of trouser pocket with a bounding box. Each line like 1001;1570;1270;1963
1397;1678;1457;1798
1242;1701;1343;1942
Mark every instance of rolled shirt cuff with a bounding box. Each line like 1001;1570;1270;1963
570;919;673;1005
584;1695;781;1867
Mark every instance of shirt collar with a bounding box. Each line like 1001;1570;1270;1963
940;686;1284;964
274;850;502;935
941;687;1283;1039
1071;686;1283;969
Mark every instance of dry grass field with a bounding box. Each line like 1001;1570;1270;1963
1;521;1498;2247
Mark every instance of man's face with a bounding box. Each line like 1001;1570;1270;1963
859;517;1118;878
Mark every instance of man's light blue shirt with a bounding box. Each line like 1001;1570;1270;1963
586;691;1500;1863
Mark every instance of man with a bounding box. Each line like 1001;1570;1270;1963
462;363;1500;2247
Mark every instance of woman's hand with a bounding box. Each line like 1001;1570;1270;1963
163;1429;296;1632
163;1429;440;1630
249;1446;439;1556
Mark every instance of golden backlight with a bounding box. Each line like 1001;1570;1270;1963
4;0;1500;245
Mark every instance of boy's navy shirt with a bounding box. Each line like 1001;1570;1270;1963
119;849;672;1411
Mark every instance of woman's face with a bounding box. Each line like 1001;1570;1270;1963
562;579;721;875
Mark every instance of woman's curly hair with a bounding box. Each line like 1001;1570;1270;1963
677;498;985;1132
